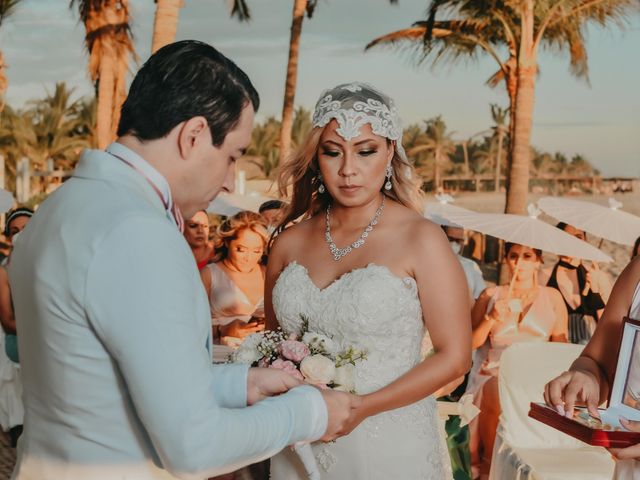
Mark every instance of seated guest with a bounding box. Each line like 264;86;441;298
544;256;640;477
443;225;486;301
0;207;34;448
200;211;267;346
184;210;214;270
469;242;568;477
258;199;287;235
542;222;612;344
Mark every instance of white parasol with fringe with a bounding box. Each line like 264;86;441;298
537;196;640;246
441;204;612;263
207;192;275;216
424;193;474;227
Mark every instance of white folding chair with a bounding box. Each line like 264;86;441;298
489;342;615;480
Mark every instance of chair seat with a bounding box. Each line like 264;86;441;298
491;430;615;480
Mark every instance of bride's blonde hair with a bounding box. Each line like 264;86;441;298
277;84;424;232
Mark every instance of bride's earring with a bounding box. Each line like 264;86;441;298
384;165;393;191
318;174;326;194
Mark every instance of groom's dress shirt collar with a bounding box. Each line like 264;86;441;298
105;142;181;229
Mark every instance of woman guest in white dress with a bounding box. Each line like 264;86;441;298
469;242;568;476
200;211;268;347
265;83;471;480
545;256;640;479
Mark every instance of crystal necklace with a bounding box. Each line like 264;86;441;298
325;195;385;261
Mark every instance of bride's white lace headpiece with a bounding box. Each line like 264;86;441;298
311;82;408;160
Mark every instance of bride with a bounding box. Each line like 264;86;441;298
264;83;471;479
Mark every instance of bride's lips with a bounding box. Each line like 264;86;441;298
339;185;361;194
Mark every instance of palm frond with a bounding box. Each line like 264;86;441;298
229;0;251;22
0;0;20;27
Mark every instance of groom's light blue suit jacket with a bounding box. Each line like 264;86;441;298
8;146;326;480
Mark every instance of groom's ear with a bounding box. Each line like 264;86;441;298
177;116;209;160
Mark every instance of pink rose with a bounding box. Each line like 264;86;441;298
257;357;270;368
278;340;311;363
269;358;304;381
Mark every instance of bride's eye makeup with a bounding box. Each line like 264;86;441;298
358;149;377;157
320;147;341;157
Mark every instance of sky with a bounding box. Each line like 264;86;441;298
1;0;638;177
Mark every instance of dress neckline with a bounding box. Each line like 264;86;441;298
280;261;416;293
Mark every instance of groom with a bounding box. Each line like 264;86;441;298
8;41;356;480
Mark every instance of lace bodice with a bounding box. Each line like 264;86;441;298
271;262;449;479
272;262;425;394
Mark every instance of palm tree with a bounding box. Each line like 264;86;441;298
151;0;184;53
367;0;636;214
245;116;281;179
490;103;508;192
290;105;312;150
569;153;595;176
0;83;90;194
278;0;318;167
24;83;88;185
407;116;456;191
0;0;21;114
71;0;135;149
150;0;251;54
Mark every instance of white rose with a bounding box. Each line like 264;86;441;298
333;364;356;392
300;354;336;385
302;332;337;356
231;333;264;364
232;347;261;364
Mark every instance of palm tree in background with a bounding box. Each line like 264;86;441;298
151;0;184;53
0;0;21;114
367;0;636;214
407;115;456;191
245;116;280;179
278;0;318;167
71;0;135;149
0;82;90;192
490;103;508;192
150;0;251;54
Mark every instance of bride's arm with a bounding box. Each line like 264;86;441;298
345;221;472;433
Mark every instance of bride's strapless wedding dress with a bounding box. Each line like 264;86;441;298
269;262;450;480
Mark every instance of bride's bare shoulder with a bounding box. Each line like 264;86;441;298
386;201;447;242
270;216;319;255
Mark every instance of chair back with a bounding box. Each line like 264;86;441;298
498;342;586;448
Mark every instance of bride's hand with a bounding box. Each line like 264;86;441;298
610;419;640;460
319;390;363;442
336;394;369;437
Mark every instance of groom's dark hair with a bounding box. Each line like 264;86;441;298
117;40;259;146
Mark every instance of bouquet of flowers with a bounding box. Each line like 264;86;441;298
230;316;366;479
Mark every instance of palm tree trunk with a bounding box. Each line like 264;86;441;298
434;150;441;192
461;141;469;176
97;51;116;149
279;0;307;166
495;128;504;193
0;50;7;113
111;53;129;140
506;1;535;215
152;0;183;54
506;66;535;214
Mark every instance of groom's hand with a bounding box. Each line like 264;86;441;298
246;367;302;406
320;390;363;442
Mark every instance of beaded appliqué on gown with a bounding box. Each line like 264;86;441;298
271;262;448;479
